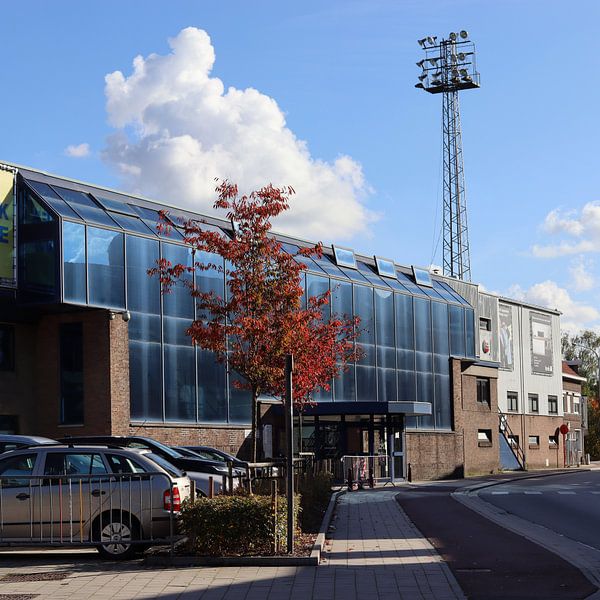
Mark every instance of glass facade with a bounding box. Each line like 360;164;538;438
18;174;476;430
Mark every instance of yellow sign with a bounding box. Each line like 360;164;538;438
0;169;15;285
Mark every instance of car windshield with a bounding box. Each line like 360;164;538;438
142;439;183;459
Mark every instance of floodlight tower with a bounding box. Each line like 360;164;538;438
415;31;480;281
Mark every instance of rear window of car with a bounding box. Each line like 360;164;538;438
106;454;147;474
144;453;184;478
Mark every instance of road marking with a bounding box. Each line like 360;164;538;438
591;491;600;495
524;491;542;495
557;491;576;495
491;491;509;495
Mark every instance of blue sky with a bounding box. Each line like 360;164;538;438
2;0;600;331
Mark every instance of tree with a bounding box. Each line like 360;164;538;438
562;330;600;459
152;181;360;461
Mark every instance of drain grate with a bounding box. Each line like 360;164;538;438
0;595;40;599
0;572;70;583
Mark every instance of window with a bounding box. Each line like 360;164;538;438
332;245;357;269
549;435;559;447
507;391;518;412
528;435;540;448
528;394;539;413
476;378;491;404
563;393;568;413
44;453;107;476
0;325;14;371
60;322;84;425
573;397;581;414
0;453;36;487
508;434;519;448
478;429;492;447
479;318;491;331
548;395;558;414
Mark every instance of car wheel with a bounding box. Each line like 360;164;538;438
94;512;139;560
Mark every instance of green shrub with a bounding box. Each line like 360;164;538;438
181;493;300;556
297;471;333;532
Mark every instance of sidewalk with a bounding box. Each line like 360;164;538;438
0;487;464;599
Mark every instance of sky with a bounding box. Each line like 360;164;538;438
2;0;599;332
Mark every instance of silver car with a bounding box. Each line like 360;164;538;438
0;445;191;559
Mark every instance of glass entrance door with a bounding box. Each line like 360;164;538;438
387;415;404;480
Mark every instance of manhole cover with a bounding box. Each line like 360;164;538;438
1;572;70;582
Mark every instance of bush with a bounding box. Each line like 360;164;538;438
181;493;300;556
297;471;333;532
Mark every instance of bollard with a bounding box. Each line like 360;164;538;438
347;467;354;491
368;468;374;489
407;463;412;483
208;476;214;499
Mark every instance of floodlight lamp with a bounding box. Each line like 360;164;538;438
428;58;438;66
418;38;427;47
431;78;441;86
416;59;425;68
460;30;469;39
463;75;473;82
457;53;466;61
418;73;427;81
415;82;425;89
459;68;468;76
449;32;457;41
427;36;437;45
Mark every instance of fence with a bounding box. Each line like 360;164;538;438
0;472;181;556
341;455;395;487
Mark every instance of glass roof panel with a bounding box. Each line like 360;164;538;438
69;204;121;228
396;271;427;296
110;213;157;236
432;280;461;304
332;246;357;269
412;266;433;287
356;261;392;288
312;253;349;279
52;186;99;208
439;281;471;306
280;242;326;274
93;195;139;216
339;265;369;283
24;180;82;220
375;257;397;279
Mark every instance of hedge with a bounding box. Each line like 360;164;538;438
181;493;301;556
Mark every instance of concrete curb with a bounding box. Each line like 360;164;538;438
145;488;343;568
461;468;591;493
452;478;600;594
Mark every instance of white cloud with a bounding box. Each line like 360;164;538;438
569;257;596;292
102;27;376;240
534;202;600;258
507;280;600;333
64;143;91;158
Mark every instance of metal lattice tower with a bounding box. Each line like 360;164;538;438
415;31;480;281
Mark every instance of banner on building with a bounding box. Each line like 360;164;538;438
498;303;514;370
0;167;16;288
530;312;553;375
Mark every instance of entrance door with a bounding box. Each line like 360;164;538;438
387;416;404;480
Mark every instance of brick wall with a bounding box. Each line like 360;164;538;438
405;431;464;480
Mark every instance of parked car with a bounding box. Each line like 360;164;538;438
0;435;57;454
0;444;191;559
59;436;242;496
181;445;248;470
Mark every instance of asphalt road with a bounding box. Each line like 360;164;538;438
396;477;597;599
479;470;600;552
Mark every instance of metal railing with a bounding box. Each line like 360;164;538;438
341;455;396;487
0;472;182;556
498;408;525;470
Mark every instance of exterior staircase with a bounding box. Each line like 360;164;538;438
498;408;525;471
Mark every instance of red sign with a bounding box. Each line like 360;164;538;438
559;423;569;435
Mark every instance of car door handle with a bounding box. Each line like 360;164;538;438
91;489;106;497
16;493;30;501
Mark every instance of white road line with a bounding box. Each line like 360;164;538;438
591;491;600;495
491;491;509;495
524;491;542;495
557;491;576;495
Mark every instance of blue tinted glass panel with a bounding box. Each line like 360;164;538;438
313;253;348;278
198;350;227;422
398;370;416;402
87;227;124;308
229;372;252;424
164;316;191;346
128;313;161;341
395;293;414;370
313;381;333;402
440;281;470;306
282;242;326;274
143;220;184;240
164;345;196;422
25;181;82;220
334;365;355;402
20;240;56;293
126;235;160;314
435;373;451;430
449;305;466;357
357;261;390;288
465;308;476;358
412;266;433;287
356;365;376;401
162;244;194;318
332;246;357;269
431;280;460;303
23;190;54;224
339;266;369;283
63;222;86;303
331;280;352;317
70;204;120;228
417;372;434;428
419;284;446;301
431;301;449;356
396;271;426;296
414;297;432;355
196;251;225;321
52;186;98;208
306;274;330;320
93;195;138;216
375;289;394;347
377;368;397;402
376;257;397;278
130;340;162;420
112;213;156;235
354;285;374;366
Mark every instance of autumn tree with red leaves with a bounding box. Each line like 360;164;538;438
152;182;359;461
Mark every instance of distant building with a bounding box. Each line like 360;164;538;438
0;162;577;479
